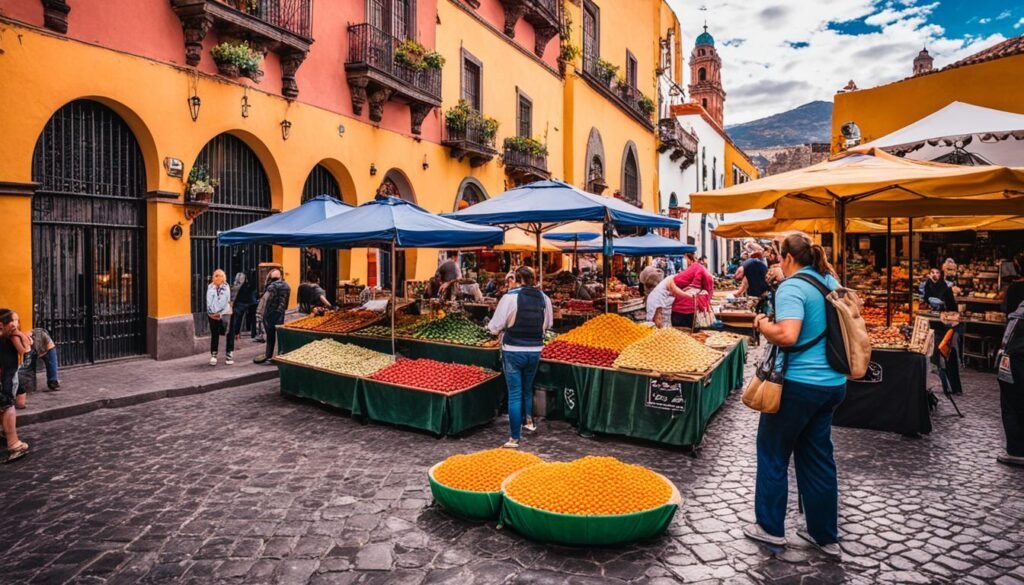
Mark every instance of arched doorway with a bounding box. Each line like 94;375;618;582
32;99;148;365
301;164;342;304
374;169;415;289
190;133;273;336
621;143;641;206
584;128;607;194
454;177;487;211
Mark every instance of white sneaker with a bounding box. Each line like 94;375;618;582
523;418;537;432
743;523;787;547
225;353;234;365
796;529;842;558
502;438;520;449
209;355;217;366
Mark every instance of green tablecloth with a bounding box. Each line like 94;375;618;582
277;361;502;436
278;328;501;370
534;342;747;447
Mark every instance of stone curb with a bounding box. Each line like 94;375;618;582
17;369;278;426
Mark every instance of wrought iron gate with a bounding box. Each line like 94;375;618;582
190;134;272;336
300;164;341;304
31;100;148;366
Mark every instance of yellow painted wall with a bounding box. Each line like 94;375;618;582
724;140;759;186
832;54;1024;154
562;0;661;212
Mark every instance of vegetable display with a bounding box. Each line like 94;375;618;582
613;328;723;374
288;312;341;331
409;314;496;347
540;340;619;367
433;449;542;493
554;314;653;352
315;310;383;333
504;456;672;516
369;359;496;392
278;339;394;377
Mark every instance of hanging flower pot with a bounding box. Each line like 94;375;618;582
210;41;262;81
215;61;240;78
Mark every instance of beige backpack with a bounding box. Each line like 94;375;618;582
791;273;872;380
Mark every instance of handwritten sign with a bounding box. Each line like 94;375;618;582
646;378;687;412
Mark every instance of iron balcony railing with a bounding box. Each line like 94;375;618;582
444;116;497;151
582;60;654;125
225;0;312;38
531;0;560;24
659;118;698;153
346;23;442;102
503;147;548;174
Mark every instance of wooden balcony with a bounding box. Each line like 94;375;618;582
659;118;698;170
503;147;550;184
442;118;498;167
581;61;656;130
170;0;313;98
498;0;561;57
344;23;442;135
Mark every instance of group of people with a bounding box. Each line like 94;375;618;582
1;309;62;463
204;267;292;366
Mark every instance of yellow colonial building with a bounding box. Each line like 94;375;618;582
0;0;680;364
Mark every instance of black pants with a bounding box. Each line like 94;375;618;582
1000;357;1024;457
228;305;250;343
264;311;284;359
933;346;963;395
208;317;233;355
671;312;694;328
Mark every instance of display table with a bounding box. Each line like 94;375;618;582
277;327;502;370
276;359;503;436
832;349;932;435
535;341;747;447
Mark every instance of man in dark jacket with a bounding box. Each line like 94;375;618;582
921;268;962;394
254;269;291;364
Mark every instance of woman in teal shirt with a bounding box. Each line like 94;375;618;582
744;233;846;558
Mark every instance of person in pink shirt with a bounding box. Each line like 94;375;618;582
668;252;714;328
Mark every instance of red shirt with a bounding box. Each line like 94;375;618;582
671;263;714;314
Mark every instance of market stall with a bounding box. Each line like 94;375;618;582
534;315;747;448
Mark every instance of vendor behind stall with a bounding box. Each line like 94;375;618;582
921;267;962;396
298;271;332;314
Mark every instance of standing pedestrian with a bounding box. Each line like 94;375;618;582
1;309;32;463
32;329;60;390
228;271;255;347
998;254;1024;467
487;267;553;449
745;233;846;558
253;269;291;364
668;252;714;328
206;269;232;365
921;267;962;395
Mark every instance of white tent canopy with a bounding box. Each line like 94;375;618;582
853;101;1024;166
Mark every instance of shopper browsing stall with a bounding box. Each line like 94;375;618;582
298;271;332;314
998;254;1024;467
668;252;713;328
487;267;553;449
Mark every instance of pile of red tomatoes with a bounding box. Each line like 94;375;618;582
540;341;618;367
369;359;494;393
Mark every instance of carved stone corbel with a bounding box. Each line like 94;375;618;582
280;50;307;99
533;25;558;57
348;77;370;116
410;104;433;136
367;87;394;123
181;15;213;66
40;0;71;34
499;1;528;37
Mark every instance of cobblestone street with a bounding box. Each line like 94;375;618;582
1;366;1022;585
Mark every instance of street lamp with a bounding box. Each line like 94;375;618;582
188;95;201;122
841;121;861;149
280;119;292;141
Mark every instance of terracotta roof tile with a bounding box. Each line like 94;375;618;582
946;34;1024;70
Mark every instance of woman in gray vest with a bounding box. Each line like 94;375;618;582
487;267;553;449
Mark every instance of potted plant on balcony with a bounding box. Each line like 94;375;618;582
210;41;262;81
445;100;500;147
395;39;445;72
638;95;656;118
504;136;548;157
558;13;580;76
595;58;619;86
186;164;219;205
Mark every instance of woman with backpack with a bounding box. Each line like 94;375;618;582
744;233;846;558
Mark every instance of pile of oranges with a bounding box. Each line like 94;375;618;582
555;314;653;352
433;449;543;492
505;456;672;516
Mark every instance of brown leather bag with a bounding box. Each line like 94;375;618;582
742;344;785;413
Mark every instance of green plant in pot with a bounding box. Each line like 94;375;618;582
396;39;445;71
504;136;548;157
638;95;656;118
595;58;619;84
186;164;220;204
445;100;499;146
210;41;262;81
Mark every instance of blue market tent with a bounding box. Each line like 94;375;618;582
576;232;697;256
286;197;504;249
217;195;353;245
542;232;600;243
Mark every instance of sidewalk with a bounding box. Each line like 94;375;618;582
17;340;278;426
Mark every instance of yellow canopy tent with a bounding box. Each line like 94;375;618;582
493;227;563;253
714;215;1024;238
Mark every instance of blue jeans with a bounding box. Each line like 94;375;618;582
40;348;59;383
503;351;540;440
755;379;846;545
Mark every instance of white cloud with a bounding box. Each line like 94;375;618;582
997;10;1012;20
666;0;1008;125
979;17;992;24
1016;17;1024;29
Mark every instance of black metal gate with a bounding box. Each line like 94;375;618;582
190;134;272;336
300;164;341;304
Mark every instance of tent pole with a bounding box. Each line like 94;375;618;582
886;218;892;328
835;201;847;285
535;226;543;287
391;238;397;356
603;215;612;314
907;217;914;322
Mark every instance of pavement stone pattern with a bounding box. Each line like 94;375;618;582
1;361;1023;584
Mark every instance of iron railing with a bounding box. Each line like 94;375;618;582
346;23;442;101
531;0;560;24
659;118;698;153
582;61;654;124
444;116;498;150
503;147;548;174
225;0;313;38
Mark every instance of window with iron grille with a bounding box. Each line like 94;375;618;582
368;0;415;38
517;89;533;138
462;51;482;111
623;150;639;204
582;0;599;73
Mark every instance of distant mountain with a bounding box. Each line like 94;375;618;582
726;101;833;150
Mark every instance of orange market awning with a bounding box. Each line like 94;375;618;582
713;215;1024;238
690;148;1024;219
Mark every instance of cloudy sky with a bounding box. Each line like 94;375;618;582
665;0;1022;125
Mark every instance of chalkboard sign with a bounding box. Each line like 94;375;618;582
646;378;687;412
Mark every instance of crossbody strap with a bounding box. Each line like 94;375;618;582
779;272;830;355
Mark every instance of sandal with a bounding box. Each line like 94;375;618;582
6;441;29;464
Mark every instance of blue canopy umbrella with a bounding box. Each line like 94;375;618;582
217;195;354;245
286;197;504;354
543;229;600;272
576;232;698;256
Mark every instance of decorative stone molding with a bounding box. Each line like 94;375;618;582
40;0;70;34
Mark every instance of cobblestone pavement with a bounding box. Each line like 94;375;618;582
1;365;1022;584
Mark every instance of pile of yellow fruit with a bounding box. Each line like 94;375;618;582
433;449;542;492
556;314;653;352
288;312;338;331
505;456;672;515
613;328;722;374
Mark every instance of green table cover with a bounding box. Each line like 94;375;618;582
277;361;503;436
499;497;678;546
427;464;503;520
534;342;747;447
278;328;500;370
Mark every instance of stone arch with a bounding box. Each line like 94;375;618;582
189;128;285;211
583;127;607;194
698;67;707;81
377;168;416;203
620;141;641;206
454;177;488;211
309;158;358;205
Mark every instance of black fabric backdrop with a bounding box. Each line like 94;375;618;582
832;349;932;435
